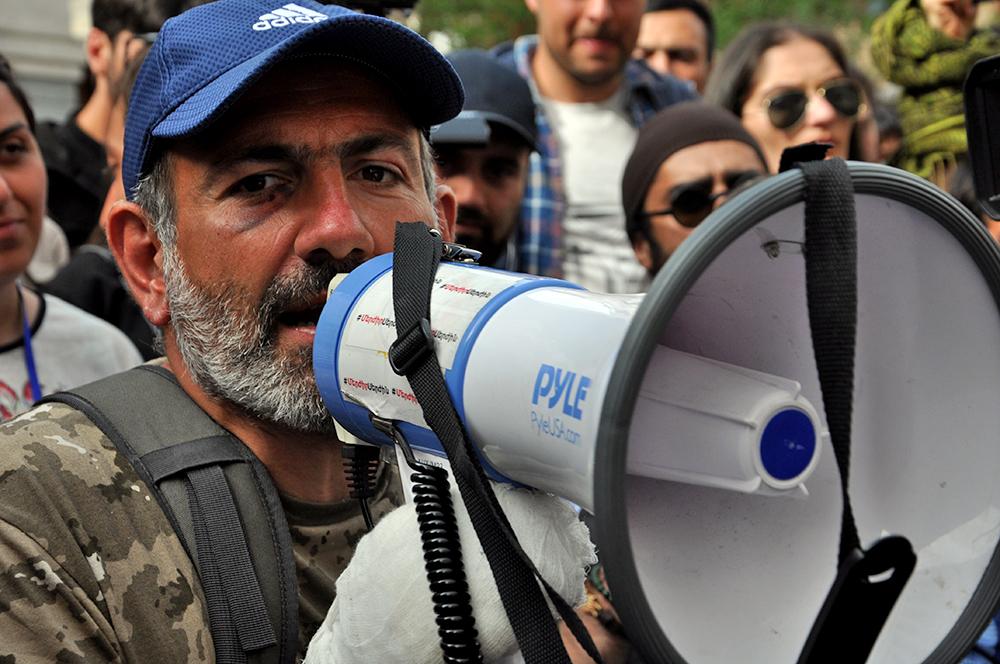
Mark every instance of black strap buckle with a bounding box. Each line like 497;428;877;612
388;317;435;376
441;241;483;264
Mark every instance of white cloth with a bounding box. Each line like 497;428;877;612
25;217;70;285
304;483;597;664
540;88;644;294
0;293;143;420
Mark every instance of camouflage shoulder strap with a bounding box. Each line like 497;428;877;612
41;364;298;664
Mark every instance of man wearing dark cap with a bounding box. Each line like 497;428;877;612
0;1;604;661
622;101;768;276
432;50;538;270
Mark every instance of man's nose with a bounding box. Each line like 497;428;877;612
711;175;730;210
649;50;671;76
582;0;612;22
293;170;375;265
446;173;485;210
0;171;12;207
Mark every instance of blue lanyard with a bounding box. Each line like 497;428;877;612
17;284;42;403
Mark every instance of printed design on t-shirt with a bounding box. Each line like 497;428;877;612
0;379;39;422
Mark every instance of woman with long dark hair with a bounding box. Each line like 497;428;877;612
0;55;140;419
705;22;864;173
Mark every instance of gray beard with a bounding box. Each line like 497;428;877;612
162;251;357;436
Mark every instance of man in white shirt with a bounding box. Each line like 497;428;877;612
493;0;695;293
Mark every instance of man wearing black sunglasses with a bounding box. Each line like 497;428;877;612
622;101;768;277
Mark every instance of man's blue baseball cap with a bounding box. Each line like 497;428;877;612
122;0;464;200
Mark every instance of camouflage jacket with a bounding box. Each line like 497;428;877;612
0;401;402;663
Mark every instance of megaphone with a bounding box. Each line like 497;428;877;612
317;256;822;509
313;161;1000;663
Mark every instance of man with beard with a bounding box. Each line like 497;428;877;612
432;50;538;270
493;0;695;293
0;1;609;661
621;102;768;278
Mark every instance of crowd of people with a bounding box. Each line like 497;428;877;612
1;0;999;661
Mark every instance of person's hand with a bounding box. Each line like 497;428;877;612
304;482;597;664
560;580;631;664
921;0;977;39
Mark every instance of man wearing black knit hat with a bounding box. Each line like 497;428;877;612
622;100;768;276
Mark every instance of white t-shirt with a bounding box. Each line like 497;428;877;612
0;293;143;420
540;88;645;294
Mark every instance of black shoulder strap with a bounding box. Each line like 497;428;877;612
41;365;298;664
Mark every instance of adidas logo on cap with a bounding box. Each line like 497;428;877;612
252;3;328;31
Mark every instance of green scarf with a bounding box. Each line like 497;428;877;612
871;0;1000;179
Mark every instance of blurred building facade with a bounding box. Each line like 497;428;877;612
0;0;88;121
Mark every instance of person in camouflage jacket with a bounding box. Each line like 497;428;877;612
0;0;453;661
0;402;401;661
871;0;1000;184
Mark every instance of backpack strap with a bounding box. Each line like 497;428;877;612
41;364;298;664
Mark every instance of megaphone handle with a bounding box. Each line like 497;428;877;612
388;222;603;664
796;536;917;664
341;443;381;531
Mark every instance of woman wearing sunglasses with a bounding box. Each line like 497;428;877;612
705;23;863;174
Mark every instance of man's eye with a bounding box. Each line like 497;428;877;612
0;140;27;161
236;173;281;194
360;165;394;183
484;160;518;182
435;155;459;178
670;49;698;63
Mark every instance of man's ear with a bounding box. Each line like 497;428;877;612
85;27;112;78
106;199;170;326
632;236;654;273
524;0;539;14
434;183;458;244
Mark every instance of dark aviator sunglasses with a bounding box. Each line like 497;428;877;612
640;170;762;229
763;78;865;131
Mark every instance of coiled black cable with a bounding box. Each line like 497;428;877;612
409;460;483;664
369;415;483;663
342;443;381;530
